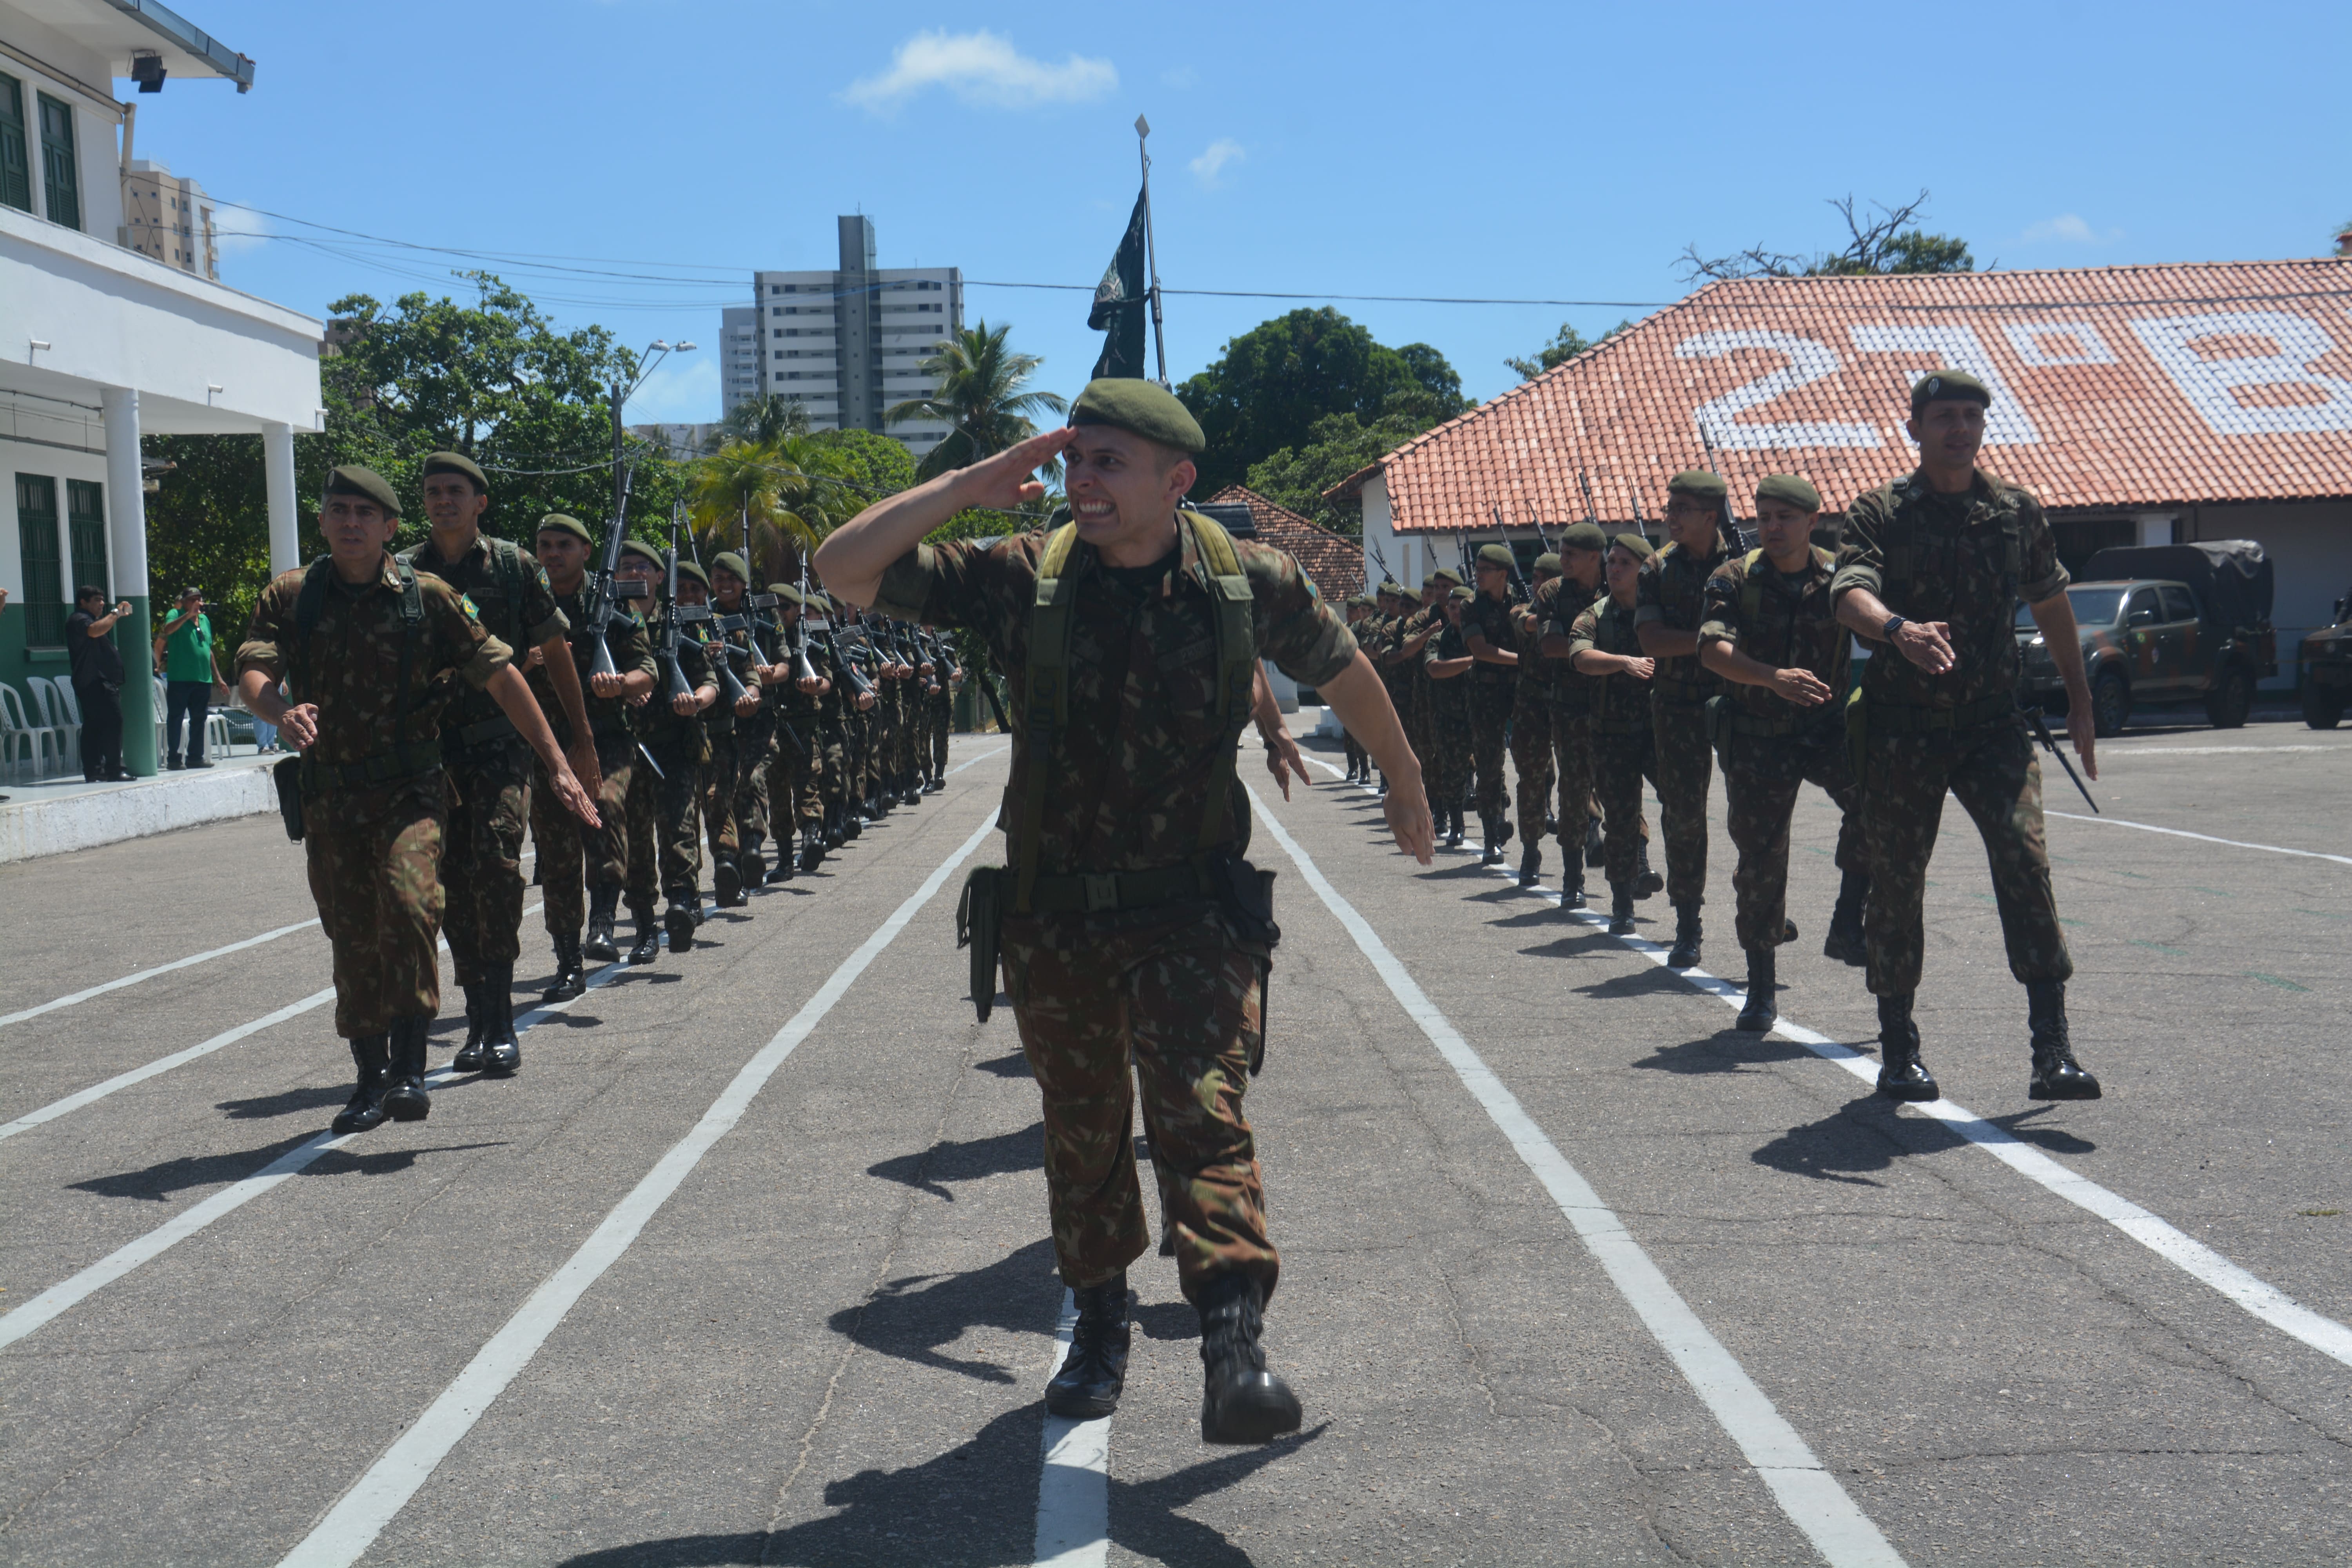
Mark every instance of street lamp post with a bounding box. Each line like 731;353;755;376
610;339;697;528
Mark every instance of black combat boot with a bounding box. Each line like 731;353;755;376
714;857;743;909
768;841;796;883
330;1036;391;1136
1198;1272;1303;1445
2026;981;2102;1100
1045;1273;1132;1420
799;829;828;873
480;965;520;1078
1635;842;1664;898
381;1015;433;1122
1667;905;1703;969
1875;992;1938;1101
1518;840;1543;887
543;935;588;1003
1584;815;1605;868
452;980;490;1073
583;884;622;963
1443;807;1465;851
824;804;846;849
1736;948;1778;1032
1480;816;1506;867
1559;856;1587;909
1608;882;1637;936
1822;868;1868;967
626;906;662;966
665;893;697;955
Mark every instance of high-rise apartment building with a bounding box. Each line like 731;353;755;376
722;216;962;460
119;158;217;279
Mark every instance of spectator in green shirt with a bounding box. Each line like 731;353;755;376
156;587;216;769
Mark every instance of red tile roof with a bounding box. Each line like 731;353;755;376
1335;260;2352;532
1210;485;1366;600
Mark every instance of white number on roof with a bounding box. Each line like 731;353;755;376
1676;332;1882;450
2128;312;2352;435
1849;324;2041;447
2002;321;2118;367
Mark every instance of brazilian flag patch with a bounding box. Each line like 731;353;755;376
459;593;481;619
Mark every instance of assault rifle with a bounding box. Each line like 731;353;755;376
1698;430;1754;554
681;513;751;710
2024;706;2100;813
659;505;710;710
582;463;649;684
1490;506;1531;603
1525;500;1552;556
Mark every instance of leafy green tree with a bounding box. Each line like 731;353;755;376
142;433;272;665
1176;308;1470;496
1506;318;1638;381
717;393;811;449
886;321;1069;480
1241;410;1437;539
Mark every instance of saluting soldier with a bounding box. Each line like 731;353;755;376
1634;471;1733;969
1568;534;1663;936
399;452;598;1076
1422;584;1478;849
1459;544;1523;865
818;379;1431;1445
527;513;657;999
1508;553;1562;884
1832;369;2102;1102
1696;475;1870;1034
237;467;596;1136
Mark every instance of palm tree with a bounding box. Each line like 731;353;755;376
886;321;1068;480
689;439;817;586
717;393;811;450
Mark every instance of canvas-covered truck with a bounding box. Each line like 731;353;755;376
2300;587;2352;730
2015;541;2276;736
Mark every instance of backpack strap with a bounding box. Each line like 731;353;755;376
1738;548;1768;630
285;555;426;743
1013;524;1083;914
1180;508;1259;858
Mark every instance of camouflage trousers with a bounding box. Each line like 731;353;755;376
1424;684;1474;809
700;732;742;872
635;737;702;905
731;722;775;854
305;776;446;1038
766;718;824;835
620;744;659;918
1862;718;2072;997
440;740;532;982
1648;692;1714;908
813;711;846;813
929;693;952;779
1591;720;1660;890
1467;679;1515;828
534;730;636;937
1722;723;1866;955
1002;901;1276;1304
1510;695;1553;838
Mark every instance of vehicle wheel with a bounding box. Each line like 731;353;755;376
2091;669;2131;738
2305;683;2345;731
2203;668;2253;730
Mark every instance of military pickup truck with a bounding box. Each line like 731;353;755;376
2301;587;2352;729
2014;541;2276;737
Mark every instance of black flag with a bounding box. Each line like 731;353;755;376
1088;189;1149;380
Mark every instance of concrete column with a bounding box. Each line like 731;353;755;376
102;386;157;777
263;421;300;573
2132;512;2178;549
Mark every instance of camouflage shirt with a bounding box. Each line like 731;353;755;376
237;554;511;766
874;523;1354;874
532;583;655;746
1543;577;1605;708
1634;536;1731;693
1566;595;1651;725
638;613;715;751
1831;466;2068;711
1514;579;1566;703
1458;590;1519;686
1698;548;1849;722
397;533;565;727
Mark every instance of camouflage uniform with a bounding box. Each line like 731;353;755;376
526;583;656;938
726;614;779;873
1635;536;1729;908
1833;469;2073;997
765;617;829;845
875;521;1355;1302
693;626;744;878
1544;577;1608;853
640;618;715;907
238;556;510;1036
1567;595;1660;891
1698;548;1867;954
1510;580;1561;840
1459;587;1519;835
1420;613;1475;817
398;534;566;985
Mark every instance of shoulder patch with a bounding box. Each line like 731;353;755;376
459;593;481;619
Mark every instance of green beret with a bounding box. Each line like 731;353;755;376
675;558;711;590
1431;566;1463;588
1559;521;1607;553
1754;474;1822;513
711;551;750;581
1533;553;1562;575
1910;368;1992;416
422;451;488;494
769;583;804;606
617;540;663;569
1476;543;1515;570
1611;532;1657;560
1379;579;1406;597
1668;469;1727;503
323;465;400;518
1449;585;1475;602
1069;377;1206;454
536;512;592;545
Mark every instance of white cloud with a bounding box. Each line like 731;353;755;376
2022;213;2123;245
627;354;720;425
844;30;1116;113
214;208;270;257
1189;138;1245;188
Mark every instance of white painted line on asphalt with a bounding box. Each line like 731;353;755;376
275;810;1002;1568
950;745;1009;776
2096;743;2343;757
1250;788;1907;1568
1033;1287;1111;1568
1309;767;2352;1373
2047;811;2352;868
0;918;322;1031
0;904;546;1149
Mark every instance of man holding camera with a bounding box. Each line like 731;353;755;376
65;586;133;782
154;588;216;770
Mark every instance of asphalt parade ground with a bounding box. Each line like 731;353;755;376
1;719;2347;1567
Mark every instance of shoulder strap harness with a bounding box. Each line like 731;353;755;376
289;555;427;745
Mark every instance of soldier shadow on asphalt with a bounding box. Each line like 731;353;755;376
548;1408;1313;1568
1751;1095;2094;1188
865;1122;1045;1203
972;1050;1030;1078
66;1135;508;1201
217;1084;352;1119
823;1236;1060;1386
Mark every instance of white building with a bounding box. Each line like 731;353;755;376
2;0;323;777
729;216;962;461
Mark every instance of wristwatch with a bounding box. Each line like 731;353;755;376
1882;615;1908;642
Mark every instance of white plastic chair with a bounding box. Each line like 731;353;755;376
26;676;80;773
0;683;62;783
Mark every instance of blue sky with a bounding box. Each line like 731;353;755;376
146;0;2350;425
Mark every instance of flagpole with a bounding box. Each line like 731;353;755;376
1137;114;1168;387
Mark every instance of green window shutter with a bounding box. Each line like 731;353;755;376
16;475;65;646
66;479;108;596
36;93;76;231
0;75;29;214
